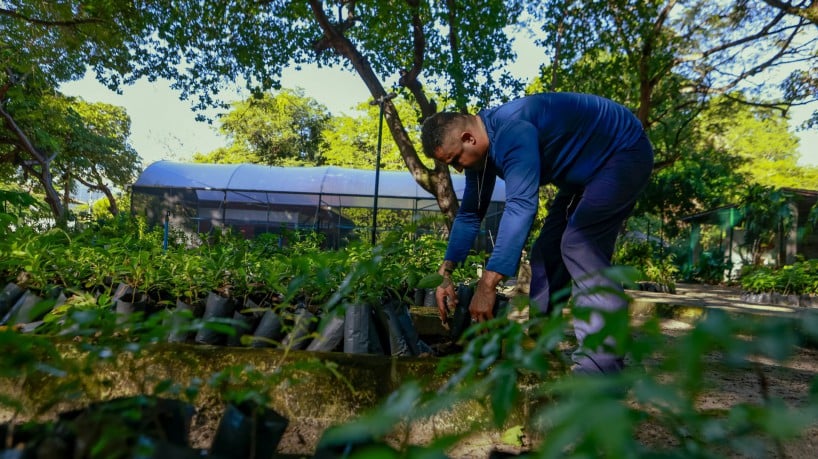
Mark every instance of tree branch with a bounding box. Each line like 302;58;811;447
306;0;458;223
700;10;788;59
721;92;791;115
0;103;47;165
711;20;804;93
398;0;436;122
762;0;818;26
0;7;102;27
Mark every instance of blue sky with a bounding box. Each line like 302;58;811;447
61;44;817;168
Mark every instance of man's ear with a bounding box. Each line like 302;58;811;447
460;131;476;144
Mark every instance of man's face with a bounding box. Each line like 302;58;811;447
435;132;485;173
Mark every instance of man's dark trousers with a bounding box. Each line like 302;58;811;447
529;132;654;372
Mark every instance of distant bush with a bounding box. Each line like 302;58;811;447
678;247;733;285
740;259;818;295
613;237;678;288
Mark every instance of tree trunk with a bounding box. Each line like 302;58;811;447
103;187;120;216
0;103;66;223
307;0;459;227
25;161;66;223
62;169;72;215
76;170;120;216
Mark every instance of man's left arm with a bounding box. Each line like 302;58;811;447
471;122;540;320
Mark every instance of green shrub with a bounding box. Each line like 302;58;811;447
2;217;818;458
679;247;733;284
740;260;818;295
613;237;678;288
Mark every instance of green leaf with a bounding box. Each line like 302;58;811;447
417;273;443;289
490;366;517;427
500;424;525;447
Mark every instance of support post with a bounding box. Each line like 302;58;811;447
369;92;397;245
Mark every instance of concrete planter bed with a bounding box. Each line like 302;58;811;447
2;280;818;457
0;339;546;457
0;281;540;457
740;291;816;308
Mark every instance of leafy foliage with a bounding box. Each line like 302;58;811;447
738;185;796;266
193;88;332;166
613;237;678;288
0;217;817;456
740;260;818;295
679;247;734;285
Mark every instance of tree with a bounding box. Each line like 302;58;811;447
527;0;817;241
320;96;427;171
0;1;160;222
195;87;429;171
194;88;331;166
696;95;818;190
762;0;818;26
66;100;141;215
0;79;69;221
0;86;140;219
529;0;816;165
75;0;527;226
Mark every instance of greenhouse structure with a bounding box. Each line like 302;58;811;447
131;161;506;249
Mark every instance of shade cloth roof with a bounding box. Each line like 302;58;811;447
133;161;506;211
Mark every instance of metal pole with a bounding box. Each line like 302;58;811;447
370;92;397;245
163;210;170;251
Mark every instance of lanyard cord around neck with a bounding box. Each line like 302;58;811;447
476;154;489;210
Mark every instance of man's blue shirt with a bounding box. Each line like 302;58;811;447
444;92;645;276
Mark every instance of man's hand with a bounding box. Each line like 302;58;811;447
469;285;495;322
435;275;457;327
470;269;504;322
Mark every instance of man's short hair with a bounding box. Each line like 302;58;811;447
420;112;470;158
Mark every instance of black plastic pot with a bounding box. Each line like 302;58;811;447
281;304;316;350
19;288;64;324
0;282;25;318
1;290;42;325
194;292;235;345
113;283;153;323
209;401;288;459
381;299;429;356
59;396;195;449
343;303;371;354
390;300;423;354
167;300;195;343
0;290;43;325
494;293;510;318
305;312;345;352
343;303;386;355
226;310;256;347
412;288;425;306
250;309;285;348
450;284;474;343
1;286;65;326
227;298;263;347
423;288;437;307
450;285;510;343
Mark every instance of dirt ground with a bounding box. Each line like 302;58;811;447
442;319;818;459
634;319;818;459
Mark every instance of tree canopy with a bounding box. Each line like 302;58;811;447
2;0;817;227
196;88;428;171
1;1;154;221
194;88;332;166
